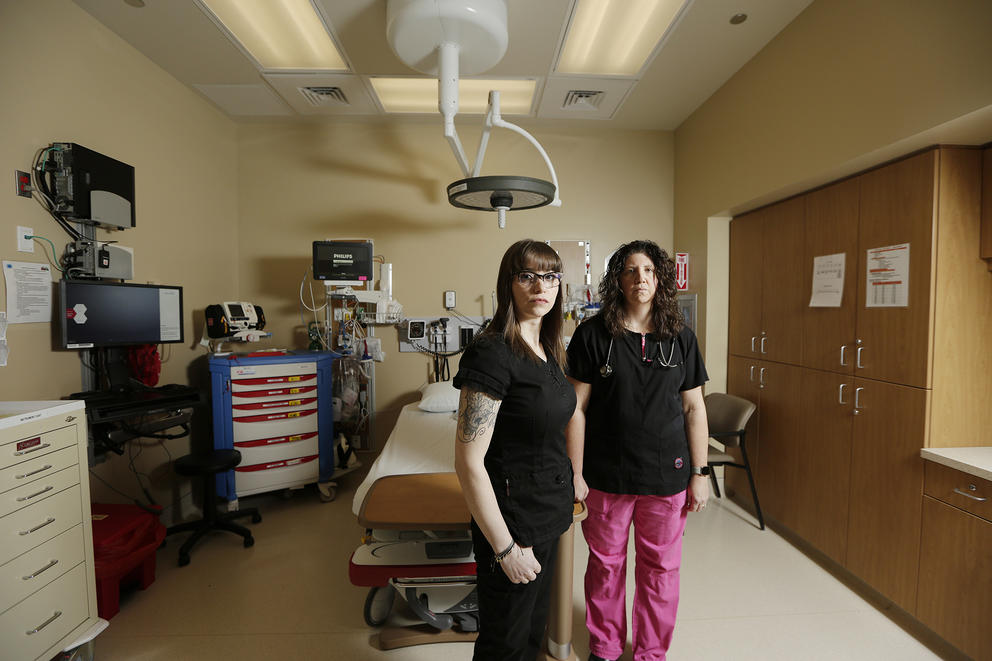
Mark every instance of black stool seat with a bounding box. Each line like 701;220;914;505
166;448;261;567
174;449;242;476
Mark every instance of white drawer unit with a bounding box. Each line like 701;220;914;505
0;401;99;660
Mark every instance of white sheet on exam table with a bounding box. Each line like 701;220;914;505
351;403;458;516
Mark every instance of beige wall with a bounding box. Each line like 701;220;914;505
674;0;992;393
236;121;674;442
0;2;239;508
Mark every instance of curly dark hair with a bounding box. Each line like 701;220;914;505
599;239;683;339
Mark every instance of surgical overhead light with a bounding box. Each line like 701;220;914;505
386;0;561;228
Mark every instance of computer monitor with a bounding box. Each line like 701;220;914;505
59;279;184;349
312;240;374;286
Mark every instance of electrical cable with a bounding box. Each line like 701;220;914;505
24;234;66;273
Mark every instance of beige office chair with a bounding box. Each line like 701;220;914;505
705;392;764;530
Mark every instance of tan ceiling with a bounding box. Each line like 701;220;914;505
73;0;813;130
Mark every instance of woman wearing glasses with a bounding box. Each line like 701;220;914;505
566;240;708;661
453;239;576;660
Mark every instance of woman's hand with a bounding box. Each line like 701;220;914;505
573;472;589;503
687;474;709;513
499;544;542;584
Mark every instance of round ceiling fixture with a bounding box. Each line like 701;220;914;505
730;13;748;25
447;175;556;228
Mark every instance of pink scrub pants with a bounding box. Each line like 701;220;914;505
582;488;688;661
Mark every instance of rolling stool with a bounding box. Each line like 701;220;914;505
166;449;261;567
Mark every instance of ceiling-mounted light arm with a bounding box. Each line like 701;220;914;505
438;41;472;177
472;91;562;207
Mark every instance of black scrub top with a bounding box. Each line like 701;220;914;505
453;334;577;546
566;314;708;496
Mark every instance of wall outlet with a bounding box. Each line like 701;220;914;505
15;170;32;198
444;290;456;309
17;226;33;252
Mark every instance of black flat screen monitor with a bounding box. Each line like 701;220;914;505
59;279;183;349
312;240;373;284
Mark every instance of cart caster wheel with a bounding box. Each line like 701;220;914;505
178;553;190;567
363;586;395;627
281;489;294;500
244;535;254;548
251;512;262;524
319;485;337;503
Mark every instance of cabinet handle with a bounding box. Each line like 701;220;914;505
13;443;51;456
749;365;755;382
16;485;53;502
953;487;987;502
751;336;757;352
838;383;848;404
853;386;864;414
26;611;62;635
19;517;55;536
16;464;53;480
856;346;864;369
23;559;59;580
760;336;767;354
759;367;766;389
840;345;848;366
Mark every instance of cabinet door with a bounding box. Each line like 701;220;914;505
728;212;763;358
846;378;926;613
795;369;853;564
917;497;992;661
803;178;859;373
760;197;805;365
724;356;762;509
752;362;803;530
856;151;935;388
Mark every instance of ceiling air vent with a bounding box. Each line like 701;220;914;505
299;86;349;107
562;89;605;111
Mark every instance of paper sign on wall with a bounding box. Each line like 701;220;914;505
3;261;53;324
865;243;909;307
809;253;846;307
675;252;689;291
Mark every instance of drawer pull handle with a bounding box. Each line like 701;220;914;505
838;383;848;405
840;345;848;366
14;443;51;456
19;517;56;536
17;485;54;502
760;335;767;354
23;559;59;580
16;465;53;479
26;611;62;635
953;487;987;502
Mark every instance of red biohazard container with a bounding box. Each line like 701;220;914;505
91;503;166;619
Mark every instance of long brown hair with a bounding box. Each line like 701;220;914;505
599;240;683;339
483;239;567;367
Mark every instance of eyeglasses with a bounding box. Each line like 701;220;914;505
513;271;562;287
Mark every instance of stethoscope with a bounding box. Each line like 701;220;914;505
599;334;678;378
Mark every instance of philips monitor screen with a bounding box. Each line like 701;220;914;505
59;279;184;349
312;240;373;284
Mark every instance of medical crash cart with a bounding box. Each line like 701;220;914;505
209;351;349;503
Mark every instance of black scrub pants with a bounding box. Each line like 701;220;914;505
471;521;560;661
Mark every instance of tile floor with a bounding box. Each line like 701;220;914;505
92;467;947;661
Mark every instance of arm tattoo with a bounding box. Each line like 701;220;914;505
458;389;500;443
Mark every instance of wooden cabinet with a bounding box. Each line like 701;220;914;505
844;379;927;614
0;401;99;661
723;356;762;513
727;145;991;656
795;368;853;565
728;196;805;365
981;146;991;267
917;463;992;661
803;178;859;374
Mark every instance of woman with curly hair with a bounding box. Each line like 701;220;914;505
565;239;709;661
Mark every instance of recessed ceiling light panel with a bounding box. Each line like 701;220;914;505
557;0;690;76
370;78;535;114
197;0;347;71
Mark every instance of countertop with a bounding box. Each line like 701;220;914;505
920;446;992;482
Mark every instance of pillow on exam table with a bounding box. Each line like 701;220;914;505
418;381;460;412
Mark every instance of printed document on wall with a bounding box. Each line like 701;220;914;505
865;243;909;308
3;261;53;323
809;252;845;307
